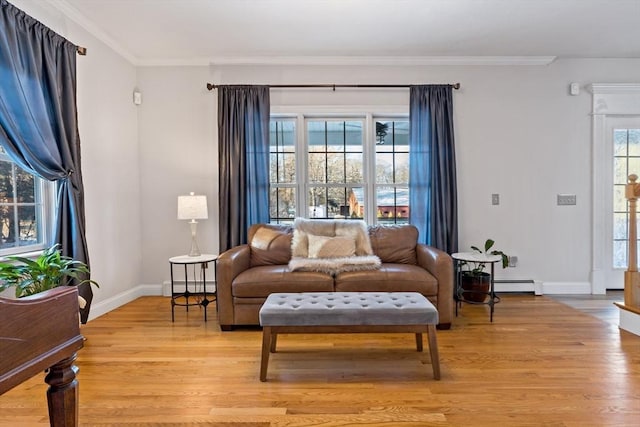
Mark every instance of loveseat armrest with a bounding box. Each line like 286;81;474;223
416;244;454;328
217;244;251;328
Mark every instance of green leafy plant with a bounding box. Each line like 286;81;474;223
0;245;98;298
462;239;510;276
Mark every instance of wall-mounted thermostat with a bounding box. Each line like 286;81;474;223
133;90;142;105
569;82;580;96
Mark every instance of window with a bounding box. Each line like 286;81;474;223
0;147;54;255
612;128;640;268
269;120;297;223
375;120;409;224
269;114;409;224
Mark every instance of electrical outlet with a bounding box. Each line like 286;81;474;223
492;193;500;205
557;194;577;205
508;256;518;267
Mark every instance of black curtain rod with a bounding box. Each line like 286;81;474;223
206;82;460;91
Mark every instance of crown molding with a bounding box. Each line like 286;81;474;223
208;55;557;67
136;57;213;67
45;0;138;65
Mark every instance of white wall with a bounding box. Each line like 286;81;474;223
10;0;640;303
10;0;143;317
136;66;216;287
204;59;640;291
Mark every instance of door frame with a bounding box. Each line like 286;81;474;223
590;83;640;294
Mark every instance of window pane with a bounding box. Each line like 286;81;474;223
376;153;394;183
269;187;296;222
0;205;16;248
345;153;363;183
0;161;14;203
308;153;326;183
376;187;409;224
327;153;345;184
18;205;37;245
308;186;364;219
270;120;296;185
308;187;327;218
16;169;35;203
0;155;48;254
308;121;326;152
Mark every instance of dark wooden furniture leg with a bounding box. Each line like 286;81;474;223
260;326;272;382
46;354;80;427
427;324;441;380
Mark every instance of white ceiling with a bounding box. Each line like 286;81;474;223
50;0;640;66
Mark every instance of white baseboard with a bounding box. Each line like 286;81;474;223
87;284;162;321
494;281;536;293
540;281;592;294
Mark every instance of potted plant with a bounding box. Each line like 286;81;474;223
460;239;509;303
0;245;98;306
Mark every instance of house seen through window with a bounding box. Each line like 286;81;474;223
0;146;53;255
269;115;409;225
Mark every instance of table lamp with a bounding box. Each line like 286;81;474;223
177;192;208;256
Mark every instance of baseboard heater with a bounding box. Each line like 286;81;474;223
494;279;540;295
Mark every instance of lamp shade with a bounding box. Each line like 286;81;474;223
177;192;208;220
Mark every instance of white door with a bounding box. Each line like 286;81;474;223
602;117;640;290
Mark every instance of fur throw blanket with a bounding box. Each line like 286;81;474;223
288;218;381;276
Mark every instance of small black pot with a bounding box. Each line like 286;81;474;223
460;271;490;303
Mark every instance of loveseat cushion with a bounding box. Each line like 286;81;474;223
247;224;293;267
368;225;418;264
232;265;334;298
334;263;437;295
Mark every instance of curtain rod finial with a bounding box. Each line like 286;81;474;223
206;83;216;91
76;46;87;55
453;83;460;90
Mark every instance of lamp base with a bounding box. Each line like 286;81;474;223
188;220;201;257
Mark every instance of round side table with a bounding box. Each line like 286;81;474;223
169;254;217;322
452;252;502;322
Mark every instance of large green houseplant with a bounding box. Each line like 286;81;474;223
0;244;98;299
460;239;509;302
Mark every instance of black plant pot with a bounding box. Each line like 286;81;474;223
461;272;491;303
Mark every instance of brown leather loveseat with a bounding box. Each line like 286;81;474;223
217;223;454;330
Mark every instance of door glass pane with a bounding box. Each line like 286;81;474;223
612;128;640;269
628;129;640;156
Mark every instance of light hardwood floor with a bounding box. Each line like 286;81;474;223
1;293;639;426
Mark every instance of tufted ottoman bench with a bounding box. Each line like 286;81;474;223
258;292;440;381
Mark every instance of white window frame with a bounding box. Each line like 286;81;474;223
0;151;56;257
270;106;408;225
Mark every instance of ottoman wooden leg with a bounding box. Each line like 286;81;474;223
415;333;423;352
427;324;441;380
260;326;272;382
